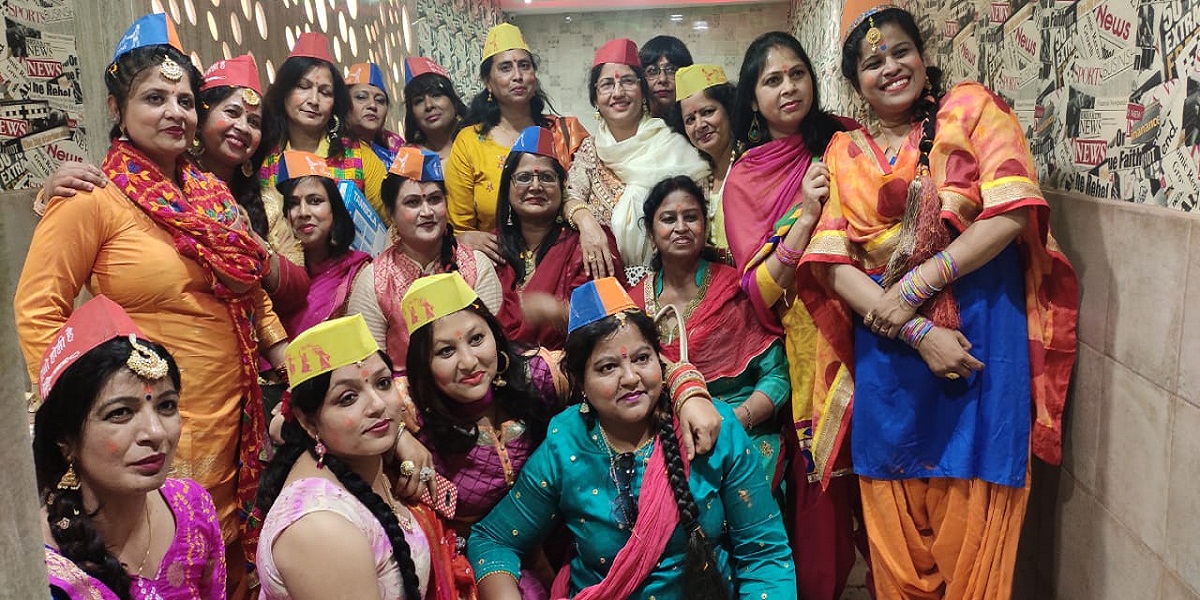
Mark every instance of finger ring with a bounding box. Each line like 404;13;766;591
399;460;416;477
945;372;961;380
419;466;435;483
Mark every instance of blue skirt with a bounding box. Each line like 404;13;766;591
851;244;1030;487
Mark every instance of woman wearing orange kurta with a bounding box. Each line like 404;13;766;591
14;14;284;598
798;4;1078;598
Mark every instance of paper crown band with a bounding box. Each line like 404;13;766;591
346;62;387;91
593;38;641;68
285;314;380;389
38;295;152;400
567;278;638;333
288;32;334;63
403;57;450;85
841;1;901;42
389;147;444;182
113;13;184;63
276;150;334;186
201;54;262;94
510;126;557;162
482;23;530;60
402;272;479;334
675;64;729;101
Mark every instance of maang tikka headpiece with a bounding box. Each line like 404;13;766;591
866;17;884;54
159;56;184;82
126;334;169;380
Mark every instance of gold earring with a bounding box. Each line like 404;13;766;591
57;464;80;491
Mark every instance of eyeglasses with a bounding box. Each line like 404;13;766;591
609;451;638;528
644;64;677;79
595;75;640;96
512;170;559;186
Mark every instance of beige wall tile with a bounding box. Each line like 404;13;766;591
1046;193;1111;353
1167;397;1200;592
1161;569;1200;600
1103;202;1189;391
1051;475;1102;600
1177;221;1200;407
1052;479;1161;600
1096;359;1171;555
1063;343;1105;490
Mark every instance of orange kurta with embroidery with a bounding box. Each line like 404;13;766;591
800;82;1079;484
15;184;287;544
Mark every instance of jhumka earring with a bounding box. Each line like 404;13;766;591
314;436;327;469
57;464;81;491
748;111;764;143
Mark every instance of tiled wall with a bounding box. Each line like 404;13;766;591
414;0;503;100
790;1;1200;598
513;3;792;127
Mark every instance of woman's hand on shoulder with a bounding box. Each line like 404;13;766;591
678;398;721;460
457;230;503;264
34;161;108;215
916;327;985;380
520;292;568;331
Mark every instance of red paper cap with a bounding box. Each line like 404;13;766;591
201;54;262;93
593;38;641;68
38;296;148;399
288;32;334;64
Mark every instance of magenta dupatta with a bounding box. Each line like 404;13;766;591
550;417;691;600
723;134;815;273
282;250;371;336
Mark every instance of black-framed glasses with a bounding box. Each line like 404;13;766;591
512;170;559;186
644;64;677;78
610;451;638;528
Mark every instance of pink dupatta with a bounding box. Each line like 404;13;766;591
723;134;814;273
550;417;691;600
282;250;370;336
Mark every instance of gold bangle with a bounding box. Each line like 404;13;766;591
565;203;589;230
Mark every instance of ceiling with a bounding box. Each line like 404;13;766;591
500;0;786;15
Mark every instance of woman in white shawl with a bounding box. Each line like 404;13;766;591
562;38;710;285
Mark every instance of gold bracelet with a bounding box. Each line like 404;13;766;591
565;203;589;230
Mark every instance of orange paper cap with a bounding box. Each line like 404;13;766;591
567;277;638;333
276;150;334;186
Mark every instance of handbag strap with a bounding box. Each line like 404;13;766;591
653;303;688;363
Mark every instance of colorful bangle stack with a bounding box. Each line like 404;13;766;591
775;242;804;268
898;250;960;308
899;316;936;349
666;361;710;415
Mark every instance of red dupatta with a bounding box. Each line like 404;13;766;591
281;250;370;336
102;139;269;561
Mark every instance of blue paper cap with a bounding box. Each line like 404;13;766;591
113;13;183;63
389;147;444;182
510;126;558;164
567;277;638;333
346;62;387;92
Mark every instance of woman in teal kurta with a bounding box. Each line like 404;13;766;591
469;279;793;599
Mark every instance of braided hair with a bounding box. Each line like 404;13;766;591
405;302;552;455
562;310;728;599
34;337;182;600
254;353;421;600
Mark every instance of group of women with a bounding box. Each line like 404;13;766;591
16;1;1078;599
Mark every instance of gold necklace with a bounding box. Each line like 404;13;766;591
126;501;153;578
596;422;654;457
374;474;415;533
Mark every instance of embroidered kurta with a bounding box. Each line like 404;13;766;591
45;478;227;600
16;186;287;545
468;403;795;599
799;82;1079;484
446;116;589;233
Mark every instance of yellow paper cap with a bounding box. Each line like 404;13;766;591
285;314;379;389
674;64;729;101
482;23;530;60
402;272;480;334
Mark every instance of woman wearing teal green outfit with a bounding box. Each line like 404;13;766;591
469;278;793;599
631;176;790;488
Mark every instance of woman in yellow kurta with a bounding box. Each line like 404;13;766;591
446;23;588;262
14;14;285;598
798;5;1078;598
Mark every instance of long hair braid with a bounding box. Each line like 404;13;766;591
44;487;133;600
654;400;728;600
